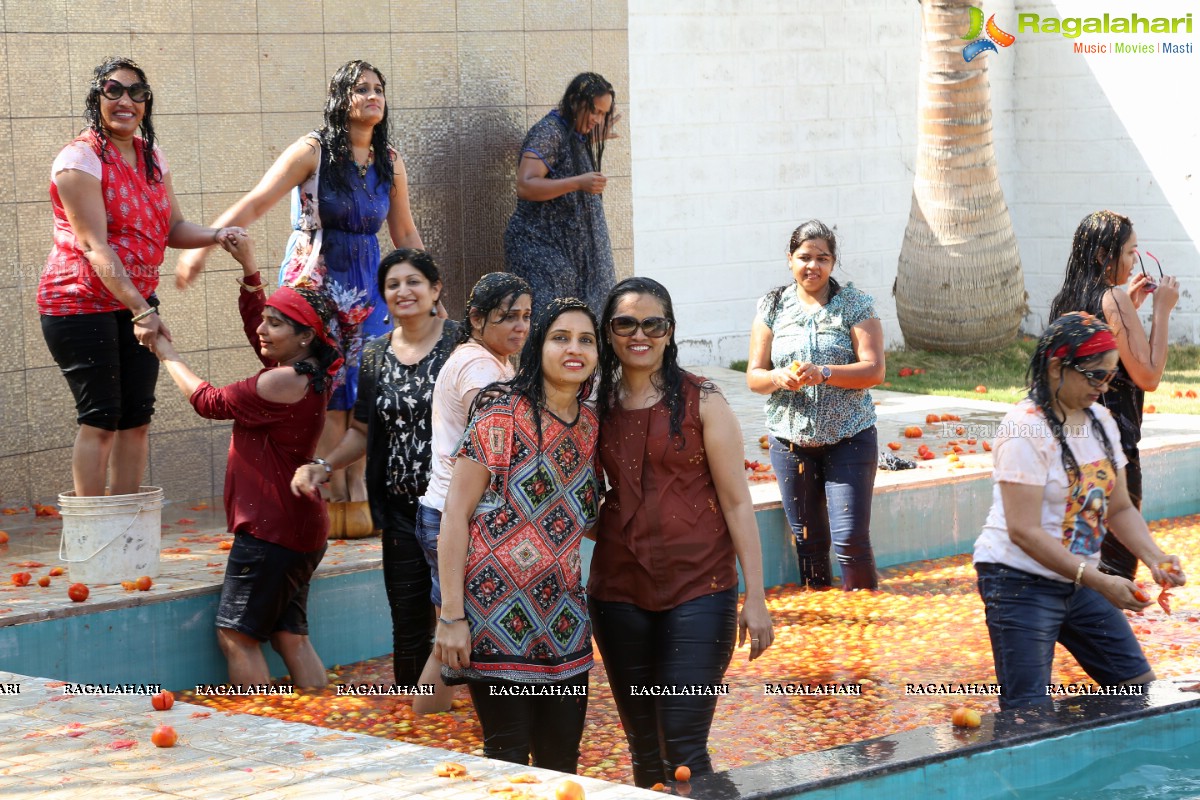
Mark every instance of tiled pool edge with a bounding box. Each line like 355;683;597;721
687;681;1200;799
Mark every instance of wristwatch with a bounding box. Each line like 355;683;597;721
310;457;333;474
819;365;832;384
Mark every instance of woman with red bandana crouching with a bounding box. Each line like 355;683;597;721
973;312;1186;711
155;232;349;689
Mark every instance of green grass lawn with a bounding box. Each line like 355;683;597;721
731;341;1200;413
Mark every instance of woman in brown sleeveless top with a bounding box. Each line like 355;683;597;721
589;277;775;787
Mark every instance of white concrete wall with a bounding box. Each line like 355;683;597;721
629;0;1200;365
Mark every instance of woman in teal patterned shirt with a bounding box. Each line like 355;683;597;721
746;220;886;589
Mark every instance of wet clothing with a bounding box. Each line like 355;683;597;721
504;110;614;315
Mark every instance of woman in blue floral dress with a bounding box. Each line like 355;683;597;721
176;59;423;503
746;220;887;590
504;72;618;315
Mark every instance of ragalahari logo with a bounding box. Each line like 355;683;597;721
962;6;1016;62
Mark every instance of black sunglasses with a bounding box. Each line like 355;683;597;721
1135;250;1163;292
609;316;672;338
1071;363;1118;389
99;79;152;103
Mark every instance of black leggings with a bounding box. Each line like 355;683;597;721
467;673;590;773
1099;448;1142;580
589;589;738;788
380;496;434;687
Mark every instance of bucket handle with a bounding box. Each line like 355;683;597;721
58;502;150;564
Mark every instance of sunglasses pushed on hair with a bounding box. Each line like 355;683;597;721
1135;250;1163;292
99;79;151;103
608;316;672;338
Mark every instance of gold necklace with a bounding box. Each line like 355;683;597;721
354;145;374;186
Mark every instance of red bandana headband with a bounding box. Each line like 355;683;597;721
1052;328;1117;360
265;287;344;378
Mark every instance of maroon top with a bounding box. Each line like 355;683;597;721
590;374;738;610
189;275;329;552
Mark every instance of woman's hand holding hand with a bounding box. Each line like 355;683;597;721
290;464;326;499
575;172;607;194
433;620;471;671
738;597;775;661
220;229;256;270
134;312;171;352
152;330;178;361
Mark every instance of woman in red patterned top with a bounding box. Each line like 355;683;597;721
434;298;600;773
38;57;241;497
155;233;342;689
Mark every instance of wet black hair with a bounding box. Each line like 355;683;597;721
1048;210;1136;330
558;72;616;172
319;60;394;195
376;248;441;299
83;57;162;183
1027;312;1118;486
456;272;533;346
597;277;714;448
765;219;842;318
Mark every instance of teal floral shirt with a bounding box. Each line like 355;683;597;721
758;283;878;446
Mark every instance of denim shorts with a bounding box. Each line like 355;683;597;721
415;503;443;607
975;561;1151;710
215;532;327;642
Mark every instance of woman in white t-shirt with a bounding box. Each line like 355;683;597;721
412;272;533;712
974;312;1185;710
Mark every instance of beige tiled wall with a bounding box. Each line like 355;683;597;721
0;1;630;505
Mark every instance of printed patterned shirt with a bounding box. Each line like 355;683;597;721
758;283;879;446
451;393;600;684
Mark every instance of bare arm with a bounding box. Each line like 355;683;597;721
700;389;775;660
154;336;205;400
56;169;171;349
292;420;368;498
432;456;492;669
515;153;604;201
175;136;319;289
1102;284;1177;391
386;152;424;249
161;172;241;249
747;315;803;394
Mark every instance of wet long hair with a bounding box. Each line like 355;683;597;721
1027;312;1118;485
765;219;842;319
1048;210;1136;328
597;277;714;448
319;60;394;194
558;72;616;172
472;297;599;457
84;57;162;184
456;272;533;346
280;286;342;394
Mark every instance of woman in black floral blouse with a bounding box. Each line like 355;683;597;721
293;248;458;692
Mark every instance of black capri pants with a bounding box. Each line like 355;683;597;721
41;307;159;431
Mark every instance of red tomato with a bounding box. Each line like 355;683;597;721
67;583;89;602
37;576;50;588
135;576;153;591
675;765;692;782
11;572;31;587
975;385;988;393
0;531;8;544
898;367;914;378
150;724;177;747
903;426;923;439
886;442;902;451
49;567;64;576
151;690;175;711
555;780;585;800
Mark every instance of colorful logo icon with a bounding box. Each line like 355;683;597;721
962;6;1015;62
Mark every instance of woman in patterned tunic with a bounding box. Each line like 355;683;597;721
177;59;423;504
746;220;886;590
434;298;600;773
292;249;455;695
504;72;618;315
39;57;241;498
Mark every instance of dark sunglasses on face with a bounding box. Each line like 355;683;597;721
99;79;152;103
609;316;672;338
1071;363;1118;389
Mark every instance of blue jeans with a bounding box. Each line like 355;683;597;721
769;426;878;589
975;562;1152;711
415;503;444;607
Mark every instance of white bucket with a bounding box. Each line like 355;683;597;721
58;486;164;584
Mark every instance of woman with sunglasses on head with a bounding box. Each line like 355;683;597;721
38;57;242;499
590;277;774;787
434;297;600;773
505;72;620;315
176;59;424;510
746;220;886;590
290;249;461;702
974;312;1185;710
1048;211;1180;581
155;232;350;690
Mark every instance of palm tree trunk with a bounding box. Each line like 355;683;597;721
894;0;1027;353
